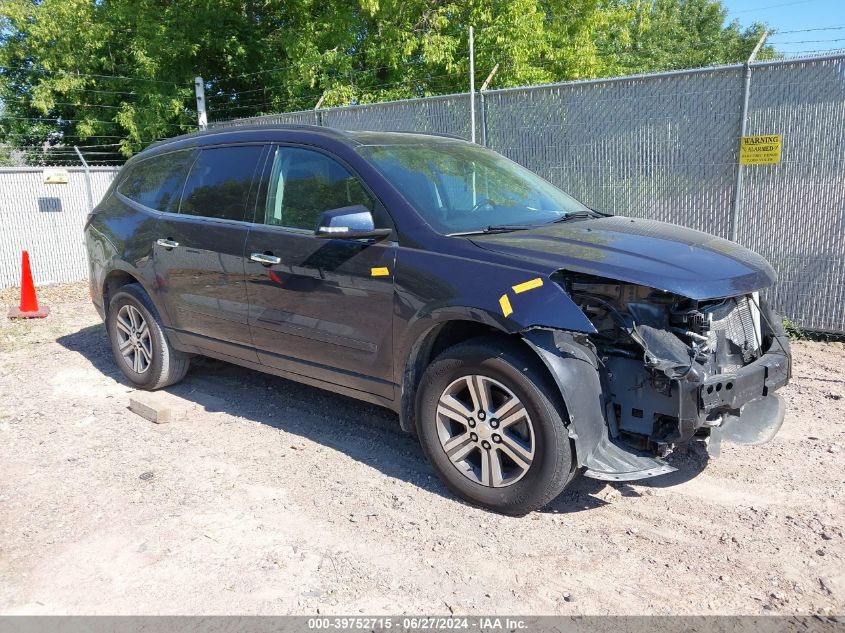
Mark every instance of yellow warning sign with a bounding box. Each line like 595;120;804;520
739;134;782;165
43;168;69;184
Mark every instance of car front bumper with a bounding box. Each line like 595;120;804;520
700;333;791;414
523;326;792;482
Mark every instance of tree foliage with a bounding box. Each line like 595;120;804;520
0;0;772;161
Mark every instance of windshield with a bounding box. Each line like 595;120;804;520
356;142;591;235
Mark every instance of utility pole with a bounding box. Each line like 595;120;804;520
730;30;769;242
469;26;476;144
194;76;208;131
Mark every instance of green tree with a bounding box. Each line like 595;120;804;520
595;0;774;74
0;0;774;161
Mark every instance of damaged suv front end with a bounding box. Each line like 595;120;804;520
361;134;792;506
563;276;790;477
472;217;792;483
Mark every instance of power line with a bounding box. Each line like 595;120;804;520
0;115;188;127
767;38;845;44
222;51;471;84
0;64;181;85
0;133;128;140
773;25;845;34
208;66;465;103
779;47;845;56
209;68;465;109
729;0;822;14
1;97;195;115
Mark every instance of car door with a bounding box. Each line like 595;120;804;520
244;144;396;399
153;143;267;361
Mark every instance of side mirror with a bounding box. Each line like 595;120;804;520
314;205;392;240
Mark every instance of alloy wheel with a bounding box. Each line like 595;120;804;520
115;304;153;374
435;374;536;487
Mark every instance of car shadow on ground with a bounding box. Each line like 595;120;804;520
58;323;710;516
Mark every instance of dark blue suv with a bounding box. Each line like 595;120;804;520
85;125;791;514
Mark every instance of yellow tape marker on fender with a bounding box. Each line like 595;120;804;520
512;277;544;294
499;294;513;317
371;267;390;277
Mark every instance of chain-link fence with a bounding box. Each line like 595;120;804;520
214;54;845;333
2;56;842;332
0;167;119;287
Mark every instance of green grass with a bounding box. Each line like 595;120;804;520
782;317;845;343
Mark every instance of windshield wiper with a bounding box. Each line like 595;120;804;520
484;224;539;232
549;210;596;224
448;224;538;236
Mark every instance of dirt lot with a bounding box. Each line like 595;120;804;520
0;282;843;615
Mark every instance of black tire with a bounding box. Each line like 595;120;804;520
106;283;190;390
416;337;573;515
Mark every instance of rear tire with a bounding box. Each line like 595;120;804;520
107;283;190;390
416;337;573;515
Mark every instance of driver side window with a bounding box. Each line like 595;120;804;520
264;147;374;230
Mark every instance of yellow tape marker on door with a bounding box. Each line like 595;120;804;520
499;294;513;317
370;267;390;277
739;134;782;165
512;277;544;294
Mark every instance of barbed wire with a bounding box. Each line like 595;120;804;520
0;64;181;85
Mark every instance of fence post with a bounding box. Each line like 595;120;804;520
73;146;94;214
314;93;326;126
479;64;499;148
194;76;208;131
469;26;476;143
730;31;768;242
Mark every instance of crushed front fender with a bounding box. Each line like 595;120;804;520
522;328;676;480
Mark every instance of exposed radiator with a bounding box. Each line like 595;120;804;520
702;296;762;372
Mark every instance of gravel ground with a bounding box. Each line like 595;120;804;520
0;285;843;615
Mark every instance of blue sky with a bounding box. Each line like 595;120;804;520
721;0;845;55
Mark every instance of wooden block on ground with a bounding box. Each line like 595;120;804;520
128;392;176;424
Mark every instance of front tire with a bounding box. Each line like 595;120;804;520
416;337;573;515
107;283;190;390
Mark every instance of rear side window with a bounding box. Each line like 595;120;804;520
179;145;264;221
117;149;196;212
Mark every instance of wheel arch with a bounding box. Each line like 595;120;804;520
397;318;570;444
102;266;169;326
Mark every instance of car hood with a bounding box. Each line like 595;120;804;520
469;216;776;300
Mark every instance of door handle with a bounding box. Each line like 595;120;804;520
250;252;281;265
156;238;180;249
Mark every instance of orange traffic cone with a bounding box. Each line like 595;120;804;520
7;251;50;319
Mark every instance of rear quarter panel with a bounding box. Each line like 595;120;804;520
86;191;164;321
